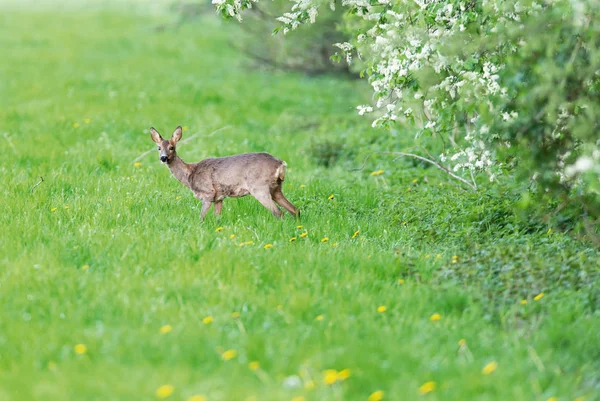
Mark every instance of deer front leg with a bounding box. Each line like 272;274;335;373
200;199;212;221
214;200;223;216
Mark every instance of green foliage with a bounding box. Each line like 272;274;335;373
0;4;599;401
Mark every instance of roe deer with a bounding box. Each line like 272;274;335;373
150;126;299;220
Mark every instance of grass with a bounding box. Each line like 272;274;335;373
0;3;599;401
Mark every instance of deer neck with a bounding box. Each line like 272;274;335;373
168;155;192;188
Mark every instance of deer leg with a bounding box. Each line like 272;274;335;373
200;199;212;221
252;190;283;218
272;187;299;217
214;200;223;216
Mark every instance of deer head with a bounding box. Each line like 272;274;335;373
150;126;182;164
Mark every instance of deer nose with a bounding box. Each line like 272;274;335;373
160;156;168;163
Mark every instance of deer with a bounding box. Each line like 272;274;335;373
150;126;299;220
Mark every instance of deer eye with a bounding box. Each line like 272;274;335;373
169;146;174;151
157;147;161;151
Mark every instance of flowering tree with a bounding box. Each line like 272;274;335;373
214;0;600;218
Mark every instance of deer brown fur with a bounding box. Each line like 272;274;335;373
150;126;299;220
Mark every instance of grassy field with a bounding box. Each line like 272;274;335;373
0;3;599;401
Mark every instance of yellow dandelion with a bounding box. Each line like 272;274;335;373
292;397;305;401
418;381;436;395
323;369;338;385
368;391;385;401
534;293;544;301
296;225;303;229
430;313;442;322
232;312;241;319
264;243;273;249
439;183;443;187
159;324;172;334
370;169;384;176
215;227;224;232
176;196;182;200
221;349;237;361
397;279;405;285
73;122;79;128
337;369;351;381
407;187;411;192
520;299;528;305
74;344;87;355
315;315;324;321
482;361;498;375
547;398;557;401
51;207;57;212
332;242;338;247
289;237;297;242
64;205;69;209
436;254;441;259
304;380;315;390
134;162;142;167
187;395;206;401
413;179;418;184
300;232;308;238
352;230;360;238
425;254;430;259
238;242;245;247
402;221;407;226
547;228;552;235
377;305;387;313
458;339;467;347
83;118;91;124
328;194;335;200
156;384;174;399
245;241;254;245
229;234;235;239
248;361;260;371
321;237;329;243
107;198;112;203
81;264;89;270
300;184;306;188
202;316;213;324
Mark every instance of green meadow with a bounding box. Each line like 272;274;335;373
0;2;598;401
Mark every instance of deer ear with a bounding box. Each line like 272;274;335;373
171;126;183;143
150;127;163;144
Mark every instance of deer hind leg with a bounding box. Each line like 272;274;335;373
251;189;283;218
214;200;223;216
272;187;299;217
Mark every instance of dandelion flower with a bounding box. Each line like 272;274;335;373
321;237;329;243
547;398;557;401
83;118;91;124
337;369;351;381
534;293;544;301
296;226;304;230
176;196;182;200
215;227;224;232
229;234;235;239
458;339;466;347
520;300;528;305
418;381;436;395
315;315;324;321
352;230;360;238
155;385;174;399
368;391;385;401
81;264;89;270
547;228;552;235
328;194;335;200
407;187;411;192
300;184;306;188
436;254;441;259
74;344;87;355
377;306;387;313
264;243;273;249
430;313;442;322
289;237;297;242
482;361;498;375
245;241;254;245
188;396;206;401
248;361;260;371
332;242;338;247
232;312;240;319
134;162;142;167
300;232;308;238
413;179;418;183
323;369;338;385
370;170;384;176
64;205;69;209
292;397;305;401
221;349;237;361
202;316;213;324
425;254;430;259
304;380;315;390
159;325;172;334
397;279;405;285
51;207;57;212
73;122;80;128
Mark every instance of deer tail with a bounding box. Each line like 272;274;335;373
276;161;287;182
